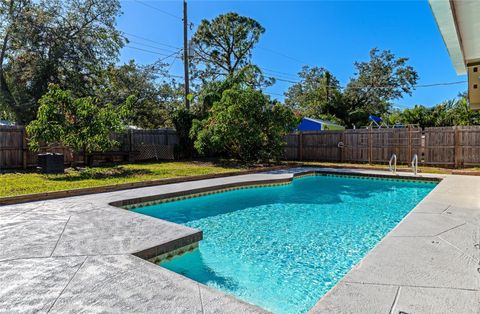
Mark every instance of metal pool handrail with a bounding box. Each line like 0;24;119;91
389;153;397;174
411;154;418;176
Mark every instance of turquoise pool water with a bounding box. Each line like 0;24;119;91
132;174;435;313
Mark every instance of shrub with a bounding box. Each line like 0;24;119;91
27;84;132;162
193;87;297;162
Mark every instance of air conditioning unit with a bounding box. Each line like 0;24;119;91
468;64;480;110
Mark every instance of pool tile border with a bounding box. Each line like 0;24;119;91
111;179;292;209
119;170;439;211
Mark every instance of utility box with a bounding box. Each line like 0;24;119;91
38;153;64;174
468;65;480;110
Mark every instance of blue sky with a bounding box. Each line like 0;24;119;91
118;0;467;109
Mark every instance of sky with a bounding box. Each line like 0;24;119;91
117;0;467;109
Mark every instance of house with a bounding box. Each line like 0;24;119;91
429;0;480;109
296;117;345;131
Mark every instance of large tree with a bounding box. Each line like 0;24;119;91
97;60;182;129
284;66;346;124
343;48;418;127
191;13;268;82
0;0;124;124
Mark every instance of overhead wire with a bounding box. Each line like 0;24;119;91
124;45;178;57
133;0;182;20
121;13;467;93
127;40;179;54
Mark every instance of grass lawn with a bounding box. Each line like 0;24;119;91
2;160;478;198
0;161;244;198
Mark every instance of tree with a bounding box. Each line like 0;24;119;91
343;48;418;127
383;93;480;128
196;64;273;113
285;66;346;123
27;84;132;163
96;60;181;129
0;0;124;124
192;87;297;162
191;12;271;85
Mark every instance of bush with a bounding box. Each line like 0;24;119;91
171;108;204;158
193;87;297;162
27;84;132;161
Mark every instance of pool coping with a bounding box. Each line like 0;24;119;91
114;170;440;210
1;167;479;313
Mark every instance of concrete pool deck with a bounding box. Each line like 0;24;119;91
0;168;479;313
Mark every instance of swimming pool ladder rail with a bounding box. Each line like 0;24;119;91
389;154;397;174
411;154;418;176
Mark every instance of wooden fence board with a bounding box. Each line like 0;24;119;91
0;126;179;169
285;126;480;167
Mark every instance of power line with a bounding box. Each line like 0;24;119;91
159;50;182;62
128;40;179;54
257;46;305;64
415;81;466;88
122;31;181;50
133;0;182;20
124;45;179;59
120;34;467;91
167;54;180;72
261;67;299;79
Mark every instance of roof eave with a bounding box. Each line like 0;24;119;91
429;0;466;75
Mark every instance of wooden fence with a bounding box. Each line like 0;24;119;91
285;126;480;167
0;126;179;169
3;125;480;169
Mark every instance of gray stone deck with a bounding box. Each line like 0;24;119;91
1;168;479;313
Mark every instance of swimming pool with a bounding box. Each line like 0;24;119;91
132;174;436;313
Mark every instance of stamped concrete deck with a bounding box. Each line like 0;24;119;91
1;168;479;313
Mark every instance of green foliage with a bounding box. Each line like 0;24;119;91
285;49;418;128
285;66;346;124
172;108;204;158
196;65;273;114
26;85;131;153
191;12;273;89
193;87;297;162
96;60;180;128
0;0;124;124
343;48;418;126
383;94;480;128
192;12;265;77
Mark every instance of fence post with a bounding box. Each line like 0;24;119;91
454;127;462;168
22;127;27;169
407;126;413;162
339;131;344;162
128;129;133;153
298;132;303;161
368;127;373;164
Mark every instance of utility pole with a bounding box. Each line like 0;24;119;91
183;0;190;109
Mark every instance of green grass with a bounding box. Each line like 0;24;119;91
0;161;244;198
4;159;478;198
